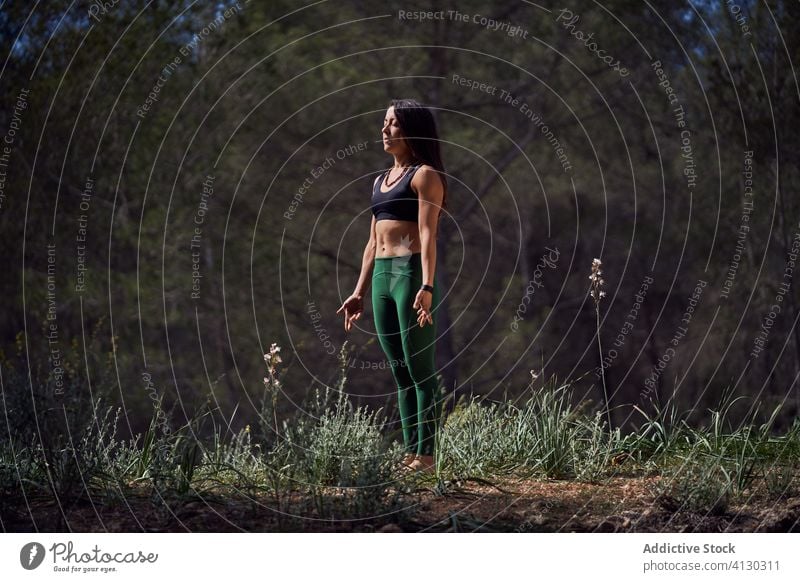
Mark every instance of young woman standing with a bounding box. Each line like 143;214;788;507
337;99;448;473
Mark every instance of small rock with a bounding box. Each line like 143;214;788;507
640;507;657;519
529;513;548;526
377;523;404;533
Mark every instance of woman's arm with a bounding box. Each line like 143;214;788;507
415;166;444;287
353;215;378;299
337;180;380;331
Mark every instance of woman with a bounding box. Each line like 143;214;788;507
336;98;448;474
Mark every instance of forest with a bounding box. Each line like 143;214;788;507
1;0;799;533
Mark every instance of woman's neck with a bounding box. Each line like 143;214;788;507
392;152;416;168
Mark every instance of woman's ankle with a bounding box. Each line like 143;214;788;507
409;454;435;469
401;453;416;465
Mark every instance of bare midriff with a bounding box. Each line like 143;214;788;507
375;219;421;258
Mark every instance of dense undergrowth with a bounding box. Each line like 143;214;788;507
1;341;798;530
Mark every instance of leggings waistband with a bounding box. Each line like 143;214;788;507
372;252;423;277
374;251;421;261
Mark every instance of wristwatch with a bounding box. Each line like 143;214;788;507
420;284;434;293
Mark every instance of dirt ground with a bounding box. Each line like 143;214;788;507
4;474;799;533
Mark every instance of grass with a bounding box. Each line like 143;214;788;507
1;340;799;531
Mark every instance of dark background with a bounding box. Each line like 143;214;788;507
1;0;798;438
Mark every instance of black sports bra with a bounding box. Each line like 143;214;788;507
371;164;422;222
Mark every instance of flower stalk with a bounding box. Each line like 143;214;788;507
263;342;282;437
589;258;611;429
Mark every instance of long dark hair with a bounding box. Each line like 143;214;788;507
390;98;448;216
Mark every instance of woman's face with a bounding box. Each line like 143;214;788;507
382;106;408;154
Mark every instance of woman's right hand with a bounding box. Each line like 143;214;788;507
336;293;364;332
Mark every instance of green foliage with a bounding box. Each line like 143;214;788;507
440;375;624;480
655;454;733;516
3;1;800;530
2;0;800;439
640;391;800;514
2;343;799;529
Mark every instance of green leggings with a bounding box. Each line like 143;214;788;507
372;252;442;456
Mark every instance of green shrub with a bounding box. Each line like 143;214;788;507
654;455;732;515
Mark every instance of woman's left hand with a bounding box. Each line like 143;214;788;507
413;289;433;327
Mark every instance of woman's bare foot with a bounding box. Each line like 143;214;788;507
394;453;416;474
407;454;436;473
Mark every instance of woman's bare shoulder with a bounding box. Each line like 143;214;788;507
411;164;443;195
